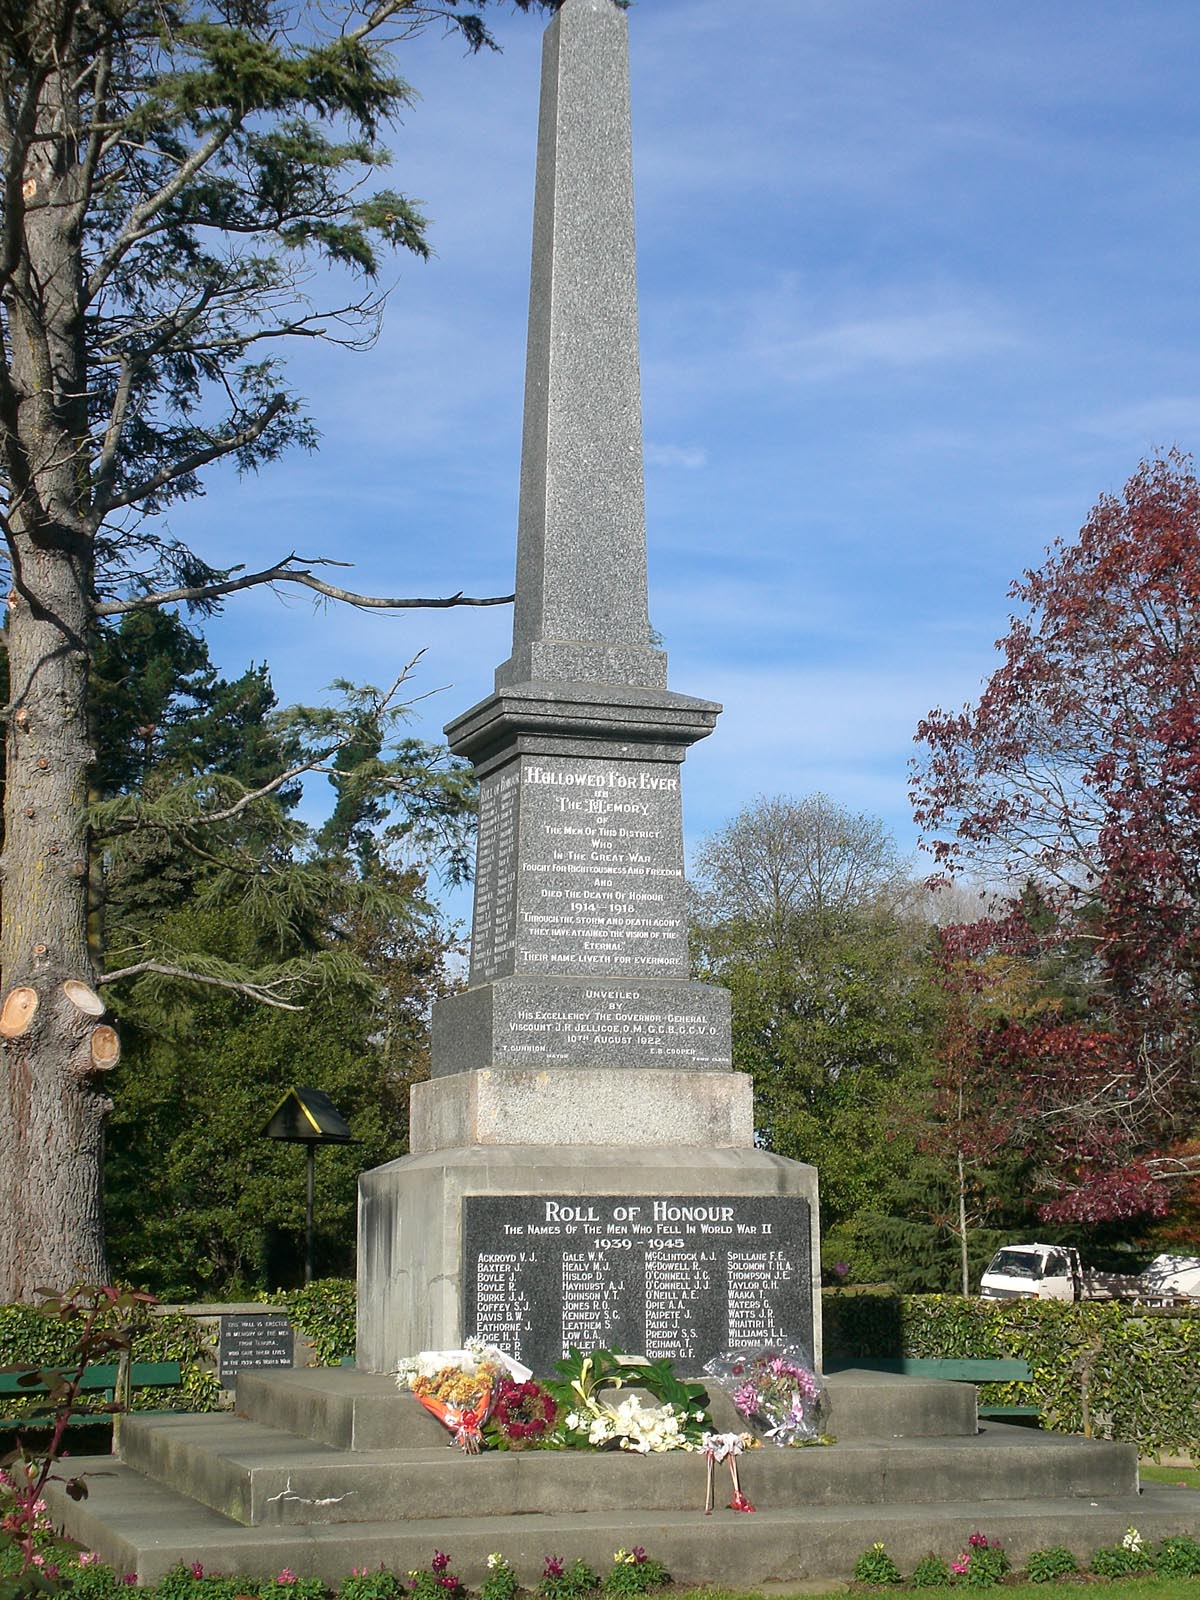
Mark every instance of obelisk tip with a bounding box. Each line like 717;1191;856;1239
556;0;628;15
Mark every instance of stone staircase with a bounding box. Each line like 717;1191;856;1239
43;1369;1200;1588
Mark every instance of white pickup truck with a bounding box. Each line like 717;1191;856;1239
979;1243;1200;1304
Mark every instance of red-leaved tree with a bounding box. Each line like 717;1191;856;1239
911;453;1200;1219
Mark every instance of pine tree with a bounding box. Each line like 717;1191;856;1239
89;616;467;1292
0;0;552;1298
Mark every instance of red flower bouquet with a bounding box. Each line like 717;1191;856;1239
489;1379;558;1450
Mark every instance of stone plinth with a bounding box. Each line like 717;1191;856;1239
410;1068;753;1152
357;1146;821;1377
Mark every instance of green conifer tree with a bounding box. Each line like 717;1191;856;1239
0;0;554;1298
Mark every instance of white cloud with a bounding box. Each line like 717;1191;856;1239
645;442;707;470
1082;396;1200;449
751;303;1015;384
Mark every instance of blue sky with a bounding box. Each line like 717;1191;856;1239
173;0;1200;906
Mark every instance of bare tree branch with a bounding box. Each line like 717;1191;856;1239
95;960;304;1009
94;555;514;616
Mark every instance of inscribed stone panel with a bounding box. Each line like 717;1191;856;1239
462;1193;813;1377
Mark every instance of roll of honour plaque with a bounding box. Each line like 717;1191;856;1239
463;1195;814;1377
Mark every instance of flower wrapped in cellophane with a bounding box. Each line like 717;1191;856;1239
703;1345;824;1447
395;1339;531;1452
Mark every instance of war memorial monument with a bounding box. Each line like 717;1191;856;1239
354;0;820;1381
44;0;1200;1584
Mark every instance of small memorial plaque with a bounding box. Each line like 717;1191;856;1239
462;1193;812;1376
217;1313;295;1387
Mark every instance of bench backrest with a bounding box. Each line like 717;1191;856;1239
0;1361;183;1396
830;1356;1032;1382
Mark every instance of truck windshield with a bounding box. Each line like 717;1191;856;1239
987;1249;1044;1279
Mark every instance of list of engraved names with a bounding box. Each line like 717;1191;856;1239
462;1195;812;1375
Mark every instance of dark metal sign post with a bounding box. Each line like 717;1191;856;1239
263;1087;354;1284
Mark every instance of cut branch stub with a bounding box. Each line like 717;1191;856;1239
62;979;105;1017
0;986;39;1038
88;1026;120;1072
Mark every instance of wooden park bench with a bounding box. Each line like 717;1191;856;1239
0;1359;184;1432
827;1356;1038;1421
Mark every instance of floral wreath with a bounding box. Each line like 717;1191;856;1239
489;1379;558;1449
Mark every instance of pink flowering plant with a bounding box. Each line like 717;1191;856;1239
703;1345;825;1447
536;1556;599;1600
408;1552;464;1600
950;1532;1010;1588
262;1568;321;1593
339;1568;404;1600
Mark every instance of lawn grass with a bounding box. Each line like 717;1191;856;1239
1139;1462;1200;1491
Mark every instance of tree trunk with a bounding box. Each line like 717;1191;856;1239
957;1148;970;1298
0;41;112;1300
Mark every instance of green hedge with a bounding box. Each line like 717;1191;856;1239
0;1279;357;1421
0;1301;221;1416
823;1289;1200;1457
263;1279;356;1365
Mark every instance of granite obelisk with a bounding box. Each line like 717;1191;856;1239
357;0;821;1377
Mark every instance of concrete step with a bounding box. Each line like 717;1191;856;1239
119;1413;1140;1528
43;1455;1200;1590
234;1371;447;1452
234;1368;980;1450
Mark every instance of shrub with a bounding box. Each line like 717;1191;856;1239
339;1570;404;1600
194;1580;245;1600
1155;1534;1200;1578
909;1554;952;1588
0;1300;220;1420
1090;1547;1138;1578
602;1550;669;1597
478;1556;520;1600
1024;1547;1078;1583
853;1544;903;1585
408;1553;463;1600
950;1533;1009;1588
262;1281;355;1367
823;1289;1200;1457
265;1574;325;1600
1091;1529;1153;1580
63;1558;128;1600
537;1557;599;1600
152;1565;211;1600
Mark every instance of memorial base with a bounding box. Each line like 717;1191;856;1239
411;1067;753;1152
356;1143;821;1377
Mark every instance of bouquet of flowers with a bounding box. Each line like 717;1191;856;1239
550;1346;710;1454
563;1392;701;1454
396;1340;531;1453
703;1345;824;1447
